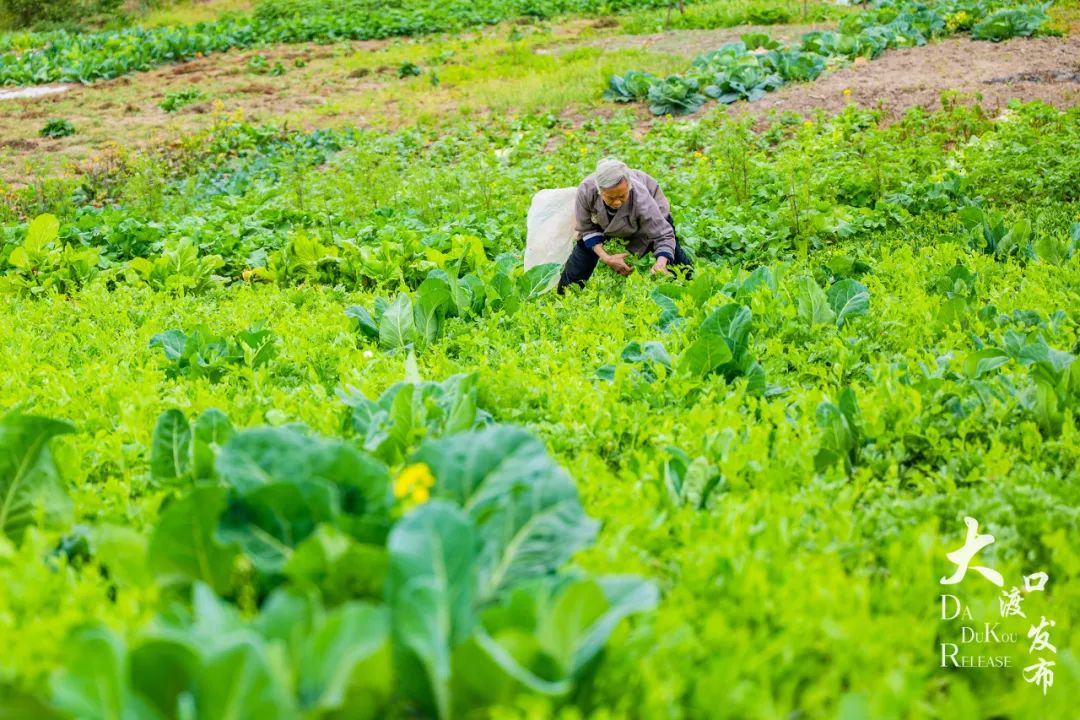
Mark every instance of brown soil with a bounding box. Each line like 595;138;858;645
552;26;1080;127
1;138;37;151
723;34;1080;124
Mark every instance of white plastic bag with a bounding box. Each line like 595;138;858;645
524;187;578;270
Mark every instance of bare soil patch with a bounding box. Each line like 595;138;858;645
725;34;1080;124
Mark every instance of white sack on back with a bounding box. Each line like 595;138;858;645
524;187;578;270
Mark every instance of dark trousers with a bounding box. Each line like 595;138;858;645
557;215;693;293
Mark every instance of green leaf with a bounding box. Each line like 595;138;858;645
1034;232;1067;265
936;295;969;329
454;575;658;706
148;329;187;360
254;588;316;652
25;213;60;253
452;627;569;706
413;425;598;602
192;408;233;480
150;409;192;484
0;412;75;544
1029;377;1061;434
738;266;776;297
215;428;391;537
93;523;153;589
964;348;1010;379
797;276;837;326
129;638;201;718
345;304;380;340
814;401;855;472
414;277;452;343
214;427;387;572
219;479;338;574
236;322;277;368
998;218;1031;256
379;292;416;351
826;278;869;328
196;638;295;720
700;304;752;356
148;485;237;594
284;524;388;603
1020;339;1075;379
387;500;477;720
7;246;31;270
51;626;160;720
0;684;63;720
681;334;733;377
550;575;659;675
462;274;487;316
339;374;485;465
296;602;391;713
650;287;682;331
621;340;671;369
518;263;561;298
957;205;986;230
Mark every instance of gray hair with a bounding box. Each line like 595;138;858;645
594;157;629;191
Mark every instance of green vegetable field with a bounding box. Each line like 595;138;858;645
1;0;1078;717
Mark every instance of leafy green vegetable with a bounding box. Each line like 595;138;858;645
149;322;278;382
682;333;733;376
379;293;417;351
158;88;204;113
0;412;74;545
603;70;657;102
814;387;863;472
149;409;192;485
339;372;488;464
39;119;75;138
971;4;1050;40
147;486;238;594
387;500;476;719
413;425;599;601
647;76;707;116
826;278;870;328
797;276;837;326
50;626;157;720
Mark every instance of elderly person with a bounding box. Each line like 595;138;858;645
558;157;692;293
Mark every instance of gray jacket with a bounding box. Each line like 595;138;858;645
573;169;676;260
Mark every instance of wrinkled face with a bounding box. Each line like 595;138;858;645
600;179;630;209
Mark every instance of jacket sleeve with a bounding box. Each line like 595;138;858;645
636;189;676;260
574;181;605;248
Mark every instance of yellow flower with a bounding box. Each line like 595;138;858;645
394;462;436;500
803;120;814;128
843;88;852;97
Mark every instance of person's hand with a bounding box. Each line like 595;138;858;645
651;256;670;275
603;252;633;276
